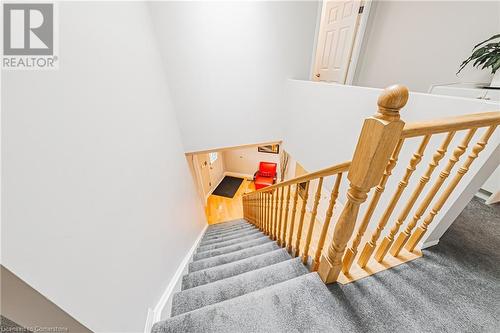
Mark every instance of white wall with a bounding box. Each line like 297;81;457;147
354;1;500;92
283;80;499;248
1;2;205;332
148;1;319;153
223;146;280;178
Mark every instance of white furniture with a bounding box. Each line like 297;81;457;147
429;82;500;101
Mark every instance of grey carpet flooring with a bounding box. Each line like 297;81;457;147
326;197;500;332
193;236;272;261
197;232;266;252
182;248;291;289
173;258;308;316
200;229;261;246
156;274;341;333
188;241;280;273
153;199;498;333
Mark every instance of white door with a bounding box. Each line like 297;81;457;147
208;151;224;189
313;0;362;83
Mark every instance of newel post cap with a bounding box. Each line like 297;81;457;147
377;85;409;120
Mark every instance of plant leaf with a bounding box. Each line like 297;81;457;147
482;56;497;69
492;59;500;74
473;34;500;49
473;54;490;67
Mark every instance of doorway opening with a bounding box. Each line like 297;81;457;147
312;0;371;84
186;141;282;225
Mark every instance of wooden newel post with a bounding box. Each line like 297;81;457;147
318;85;408;284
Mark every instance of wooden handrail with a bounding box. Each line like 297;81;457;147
402;111;500;138
245;111;500;197
244;161;351;195
242;84;500;286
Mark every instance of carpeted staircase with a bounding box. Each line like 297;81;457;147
152;218;339;333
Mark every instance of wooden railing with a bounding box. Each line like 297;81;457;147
242;85;500;284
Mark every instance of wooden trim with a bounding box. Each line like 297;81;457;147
184;140;282;156
345;0;373;85
402;111;500;138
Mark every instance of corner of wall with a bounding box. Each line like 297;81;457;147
147;224;208;332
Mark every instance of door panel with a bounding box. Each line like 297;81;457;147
314;0;362;83
198;153;212;196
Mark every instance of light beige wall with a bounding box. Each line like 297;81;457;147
223;146;280;178
1;265;92;333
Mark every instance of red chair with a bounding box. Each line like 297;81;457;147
254;162;277;190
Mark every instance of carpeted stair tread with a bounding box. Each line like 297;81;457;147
197;233;265;253
206;219;249;231
204;226;254;238
172;258;308;316
189;241;279;273
205;223;253;234
200;229;262;246
182;248;291;290
153;273;340;333
206;219;252;230
204;226;255;238
193;237;273;261
207;218;247;227
203;225;257;240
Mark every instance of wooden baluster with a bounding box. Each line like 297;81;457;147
270;189;276;240
250;196;253;222
244;196;248;220
260;193;263;230
254;195;258;227
263;193;268;234
357;138;406;268
254;194;257;227
287;184;300;253
262;193;265;230
318;84;408;284
266;191;271;233
293;181;310;257
249;196;252;223
269;190;274;238
389;132;455;257
406;125;497;251
274;188;279;241
343;138;404;272
277;186;285;246
313;173;342;271
302;177;324;264
394;129;476;253
373;135;432;262
272;189;278;241
281;185;292;248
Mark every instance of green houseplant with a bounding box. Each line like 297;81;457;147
457;34;500;88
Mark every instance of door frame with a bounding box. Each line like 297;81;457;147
310;0;373;85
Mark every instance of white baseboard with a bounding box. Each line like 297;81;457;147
143;308;154;333
224;171;253;180
145;224;208;333
421;239;439;249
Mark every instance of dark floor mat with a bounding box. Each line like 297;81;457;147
212;176;244;198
